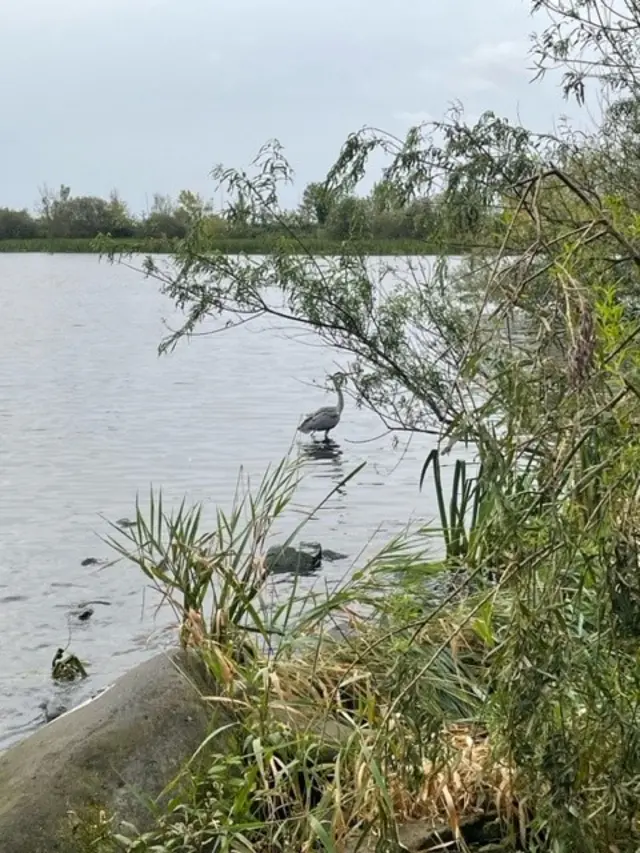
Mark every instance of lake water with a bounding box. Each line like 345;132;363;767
0;253;455;751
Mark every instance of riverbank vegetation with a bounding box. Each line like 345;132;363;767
0;171;504;256
0;235;474;257
83;0;640;850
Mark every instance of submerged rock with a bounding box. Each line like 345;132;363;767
266;543;323;575
299;541;348;562
68;600;111;621
51;649;88;683
319;547;348;562
265;543;348;575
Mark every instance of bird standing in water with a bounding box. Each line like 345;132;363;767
298;373;345;442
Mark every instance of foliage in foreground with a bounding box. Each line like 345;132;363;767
0;172;500;248
89;457;523;853
92;369;640;853
90;1;640;850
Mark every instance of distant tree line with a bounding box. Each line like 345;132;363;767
0;186;208;242
0;180;500;246
293;180;498;243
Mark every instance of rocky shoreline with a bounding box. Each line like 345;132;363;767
0;650;218;853
0;645;507;853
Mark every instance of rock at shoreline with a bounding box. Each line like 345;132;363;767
266;543;323;575
0;649;226;853
265;542;348;576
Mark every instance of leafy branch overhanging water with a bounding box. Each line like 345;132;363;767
88;2;640;850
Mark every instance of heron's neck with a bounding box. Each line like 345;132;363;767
335;383;344;413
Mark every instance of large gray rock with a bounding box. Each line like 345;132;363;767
265;542;347;576
0;649;226;853
266;543;323;575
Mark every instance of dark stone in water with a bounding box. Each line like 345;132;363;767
265;543;349;575
299;542;348;562
68;601;109;621
320;548;348;562
266;543;323;575
80;557;100;567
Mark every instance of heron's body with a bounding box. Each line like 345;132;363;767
298;374;345;441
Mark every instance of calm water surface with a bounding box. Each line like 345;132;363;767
0;253;457;750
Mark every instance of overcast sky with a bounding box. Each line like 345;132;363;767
0;0;589;213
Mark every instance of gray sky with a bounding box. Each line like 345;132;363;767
0;0;586;213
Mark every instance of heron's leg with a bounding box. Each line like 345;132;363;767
323;430;329;442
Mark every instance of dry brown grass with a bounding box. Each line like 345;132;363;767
257;641;518;846
171;586;518;850
358;723;518;832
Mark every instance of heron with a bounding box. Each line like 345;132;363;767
298;373;345;442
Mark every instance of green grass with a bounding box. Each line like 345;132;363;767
0;235;483;256
74;453;521;853
68;351;640;853
86;332;640;853
53;194;640;851
0;237;175;254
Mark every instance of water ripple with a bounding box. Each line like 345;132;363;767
0;253;465;751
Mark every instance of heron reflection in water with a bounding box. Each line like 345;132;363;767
299;437;347;496
297;372;345;442
299;437;343;463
